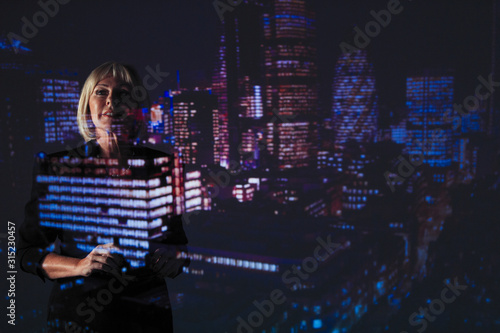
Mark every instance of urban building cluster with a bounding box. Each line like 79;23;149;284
1;0;499;332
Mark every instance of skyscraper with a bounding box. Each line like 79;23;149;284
146;95;174;146
40;77;80;144
172;89;218;167
405;72;454;168
212;1;265;168
35;152;184;269
332;50;378;149
263;0;319;169
0;41;79;207
212;31;231;168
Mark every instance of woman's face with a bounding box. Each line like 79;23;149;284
89;75;134;139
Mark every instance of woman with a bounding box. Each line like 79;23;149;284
18;62;189;333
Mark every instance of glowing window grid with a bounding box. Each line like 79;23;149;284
36;155;179;268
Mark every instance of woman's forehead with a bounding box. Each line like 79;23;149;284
95;74;132;87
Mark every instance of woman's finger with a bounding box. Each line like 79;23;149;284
94;243;121;255
157;260;175;276
153;253;169;271
92;253;120;271
110;254;126;267
158;259;183;278
151;249;161;264
152;247;176;264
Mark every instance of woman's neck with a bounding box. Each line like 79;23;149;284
96;131;121;158
96;137;135;161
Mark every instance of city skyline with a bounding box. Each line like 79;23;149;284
1;1;499;332
0;1;493;113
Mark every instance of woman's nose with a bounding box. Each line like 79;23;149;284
107;92;118;107
106;93;113;106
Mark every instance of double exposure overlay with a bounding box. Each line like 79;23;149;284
1;1;499;332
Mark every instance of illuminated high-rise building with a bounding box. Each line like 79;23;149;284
0;46;80;148
338;144;381;213
263;0;319;169
172;90;218;166
40;77;80;144
238;76;265;169
232;183;256;202
212;31;231;168
35;151;184;268
212;1;265;168
456;136;479;183
0;44;38;171
240;76;264;119
184;169;209;213
342;178;381;212
146;96;174;146
391;119;407;145
149;102;165;134
0;41;79;201
405;72;454;168
276;121;310;168
332;50;378;149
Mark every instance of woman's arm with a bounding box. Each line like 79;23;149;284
41;253;82;279
41;243;125;279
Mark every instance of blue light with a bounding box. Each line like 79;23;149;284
275;15;305;20
312;319;322;329
1;38;32;52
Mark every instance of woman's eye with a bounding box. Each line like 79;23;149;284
95;89;108;96
120;90;130;98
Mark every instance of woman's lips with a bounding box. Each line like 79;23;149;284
102;108;129;119
102;110;114;117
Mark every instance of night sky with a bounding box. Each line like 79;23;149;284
1;0;493;113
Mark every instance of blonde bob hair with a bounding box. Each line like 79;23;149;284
77;61;149;142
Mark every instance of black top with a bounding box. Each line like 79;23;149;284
18;140;189;333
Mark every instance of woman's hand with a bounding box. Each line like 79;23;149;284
150;247;185;278
75;243;125;277
41;243;126;279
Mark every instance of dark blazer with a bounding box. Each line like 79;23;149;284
18;140;189;333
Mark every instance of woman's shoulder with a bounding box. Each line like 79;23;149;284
44;140;99;159
43;141;173;159
129;145;173;158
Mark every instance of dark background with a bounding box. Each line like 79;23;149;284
0;0;492;110
0;1;495;332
